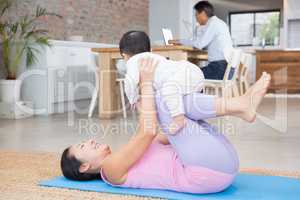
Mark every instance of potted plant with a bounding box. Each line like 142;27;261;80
0;0;61;102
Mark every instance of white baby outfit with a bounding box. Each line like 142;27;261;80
124;52;204;117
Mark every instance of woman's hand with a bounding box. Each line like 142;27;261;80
139;57;159;83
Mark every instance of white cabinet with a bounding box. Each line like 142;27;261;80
21;40;116;115
46;46;67;67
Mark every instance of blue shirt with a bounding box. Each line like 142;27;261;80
180;16;232;62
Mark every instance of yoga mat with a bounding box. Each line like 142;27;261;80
40;173;300;200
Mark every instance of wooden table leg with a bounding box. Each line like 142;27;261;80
98;53;120;119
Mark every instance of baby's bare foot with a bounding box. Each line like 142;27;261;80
239;72;271;122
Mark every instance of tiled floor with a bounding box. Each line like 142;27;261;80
0;97;299;171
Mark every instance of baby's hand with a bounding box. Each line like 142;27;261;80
130;103;137;111
131;100;141;111
168;114;187;135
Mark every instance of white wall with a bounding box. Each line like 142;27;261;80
179;0;196;40
149;0;197;44
149;0;181;44
283;0;300;48
284;0;300;19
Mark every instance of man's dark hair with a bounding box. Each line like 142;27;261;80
194;1;214;17
119;31;151;56
60;147;102;181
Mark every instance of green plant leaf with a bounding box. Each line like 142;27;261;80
0;0;12;17
1;40;10;69
35;37;51;47
0;2;61;76
20;15;31;35
25;46;38;66
25;29;49;39
9;22;19;34
35;5;62;19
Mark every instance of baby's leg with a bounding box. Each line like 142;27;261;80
158;72;272;134
184;72;271;122
183;92;217;120
183;73;271;122
160;84;187;135
159;91;216;135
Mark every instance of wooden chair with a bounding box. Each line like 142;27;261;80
239;52;251;94
116;78;127;119
88;68;99;118
203;48;243;98
88;59;128;118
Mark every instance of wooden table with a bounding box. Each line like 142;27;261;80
256;49;300;93
92;46;207;119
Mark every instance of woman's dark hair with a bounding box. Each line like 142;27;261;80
119;30;151;56
60;147;102;181
194;1;214;17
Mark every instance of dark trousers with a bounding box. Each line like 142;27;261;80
201;60;228;80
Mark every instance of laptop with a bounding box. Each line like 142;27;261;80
162;28;174;45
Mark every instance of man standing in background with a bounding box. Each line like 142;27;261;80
169;1;233;80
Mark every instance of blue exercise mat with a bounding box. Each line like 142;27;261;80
39;173;300;200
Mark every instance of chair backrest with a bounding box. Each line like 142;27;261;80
239;52;252;81
116;59;126;78
223;47;243;81
240;52;252;69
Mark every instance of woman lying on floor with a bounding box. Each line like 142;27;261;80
61;58;271;194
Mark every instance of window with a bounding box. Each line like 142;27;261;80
229;10;281;46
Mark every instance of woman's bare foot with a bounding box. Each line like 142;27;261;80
236;72;271;122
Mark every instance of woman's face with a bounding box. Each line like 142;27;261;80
69;139;111;168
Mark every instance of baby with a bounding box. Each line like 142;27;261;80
120;31;204;134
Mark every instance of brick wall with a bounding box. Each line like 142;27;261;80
5;0;149;44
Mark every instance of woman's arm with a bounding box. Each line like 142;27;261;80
101;58;159;185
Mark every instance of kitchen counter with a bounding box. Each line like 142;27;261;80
256;50;300;93
49;40;117;48
237;46;283;54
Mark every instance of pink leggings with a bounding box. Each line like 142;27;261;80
156;92;239;174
